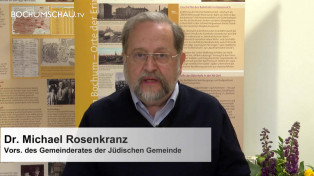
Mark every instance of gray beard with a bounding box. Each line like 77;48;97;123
132;71;171;103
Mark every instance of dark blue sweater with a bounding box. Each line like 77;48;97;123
63;84;250;176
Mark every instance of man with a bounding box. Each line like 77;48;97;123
56;80;69;104
63;11;250;176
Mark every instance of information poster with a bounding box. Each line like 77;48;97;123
0;0;74;174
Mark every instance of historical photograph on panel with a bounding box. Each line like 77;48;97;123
41;38;75;66
99;47;123;65
12;39;39;78
115;72;127;92
21;164;44;176
11;6;50;34
47;79;75;105
98;4;168;21
99;25;122;43
48;162;66;176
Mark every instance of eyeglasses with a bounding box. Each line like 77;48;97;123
126;53;179;64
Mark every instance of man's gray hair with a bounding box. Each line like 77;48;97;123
121;11;184;54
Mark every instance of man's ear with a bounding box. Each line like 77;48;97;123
122;52;126;63
179;52;186;74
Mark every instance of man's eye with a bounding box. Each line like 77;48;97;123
134;53;145;59
157;53;167;59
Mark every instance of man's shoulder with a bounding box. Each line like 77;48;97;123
179;83;219;104
79;86;134;126
91;86;131;108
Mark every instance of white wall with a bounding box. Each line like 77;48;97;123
244;0;314;166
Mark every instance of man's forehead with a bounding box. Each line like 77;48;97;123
126;21;175;53
129;21;173;40
132;21;171;30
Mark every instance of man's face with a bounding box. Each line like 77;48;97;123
123;21;185;106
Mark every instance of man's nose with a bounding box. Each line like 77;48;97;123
143;56;158;72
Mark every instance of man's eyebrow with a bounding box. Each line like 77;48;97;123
154;47;170;52
130;47;170;53
131;48;146;52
